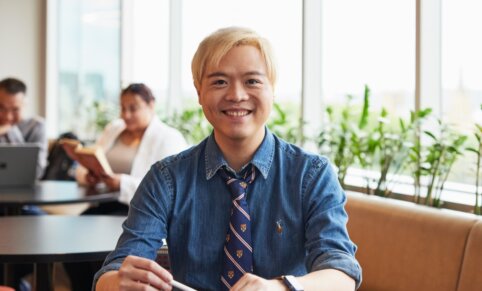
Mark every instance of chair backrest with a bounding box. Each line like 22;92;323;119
457;220;482;291
346;192;477;291
42;132;79;181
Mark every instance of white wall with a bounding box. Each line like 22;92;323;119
0;0;46;117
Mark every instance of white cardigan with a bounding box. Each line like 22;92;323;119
77;118;188;205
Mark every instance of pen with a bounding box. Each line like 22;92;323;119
171;279;198;291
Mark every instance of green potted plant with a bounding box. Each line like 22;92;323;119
317;85;370;188
267;103;303;145
162;107;212;145
416;119;468;207
77;99;117;141
368;108;432;197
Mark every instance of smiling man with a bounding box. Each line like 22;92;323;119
0;77;47;178
94;27;361;291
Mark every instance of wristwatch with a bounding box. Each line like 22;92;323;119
280;275;304;291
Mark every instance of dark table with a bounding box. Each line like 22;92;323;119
0;215;125;290
0;181;119;215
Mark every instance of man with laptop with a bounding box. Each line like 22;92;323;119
0;77;47;179
0;77;48;290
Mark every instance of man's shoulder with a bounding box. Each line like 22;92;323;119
18;116;45;128
16;117;46;142
274;136;329;168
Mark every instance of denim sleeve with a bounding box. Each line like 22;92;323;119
303;157;362;289
92;163;173;289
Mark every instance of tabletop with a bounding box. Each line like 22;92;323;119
0;180;119;207
0;215;125;263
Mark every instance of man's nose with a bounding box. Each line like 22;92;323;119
5;111;15;123
226;83;248;102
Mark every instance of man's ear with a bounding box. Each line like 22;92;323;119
196;83;202;105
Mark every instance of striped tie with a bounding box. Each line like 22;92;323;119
219;165;256;290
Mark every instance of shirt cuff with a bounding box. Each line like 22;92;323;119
92;260;123;291
311;250;363;289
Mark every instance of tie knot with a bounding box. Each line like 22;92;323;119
219;165;256;200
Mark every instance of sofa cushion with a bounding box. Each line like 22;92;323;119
457;220;482;291
346;192;477;291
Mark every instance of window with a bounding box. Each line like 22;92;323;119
180;0;302;107
442;0;482;129
442;0;482;185
122;0;169;109
57;0;120;139
321;0;415;117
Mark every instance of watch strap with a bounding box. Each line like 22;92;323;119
281;275;304;291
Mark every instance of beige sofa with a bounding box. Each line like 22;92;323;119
346;192;482;291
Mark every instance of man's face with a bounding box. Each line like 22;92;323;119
0;89;24;126
198;45;274;147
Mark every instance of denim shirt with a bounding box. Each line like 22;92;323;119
94;129;362;290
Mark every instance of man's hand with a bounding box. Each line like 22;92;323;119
96;255;173;291
230;273;287;291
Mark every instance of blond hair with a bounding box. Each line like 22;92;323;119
191;27;277;91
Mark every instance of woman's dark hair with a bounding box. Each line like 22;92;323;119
121;83;155;103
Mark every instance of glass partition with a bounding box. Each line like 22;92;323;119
57;0;120;140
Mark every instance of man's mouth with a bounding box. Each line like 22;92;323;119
223;109;251;117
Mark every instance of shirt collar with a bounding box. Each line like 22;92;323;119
204;127;274;180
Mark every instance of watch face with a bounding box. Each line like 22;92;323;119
283;275;304;291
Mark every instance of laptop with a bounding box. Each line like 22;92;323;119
0;144;40;188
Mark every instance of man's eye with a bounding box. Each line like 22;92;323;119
213;80;227;85
246;79;261;85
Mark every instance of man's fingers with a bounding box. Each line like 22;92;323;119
122;255;173;288
128;255;173;281
119;266;169;290
119;279;165;291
